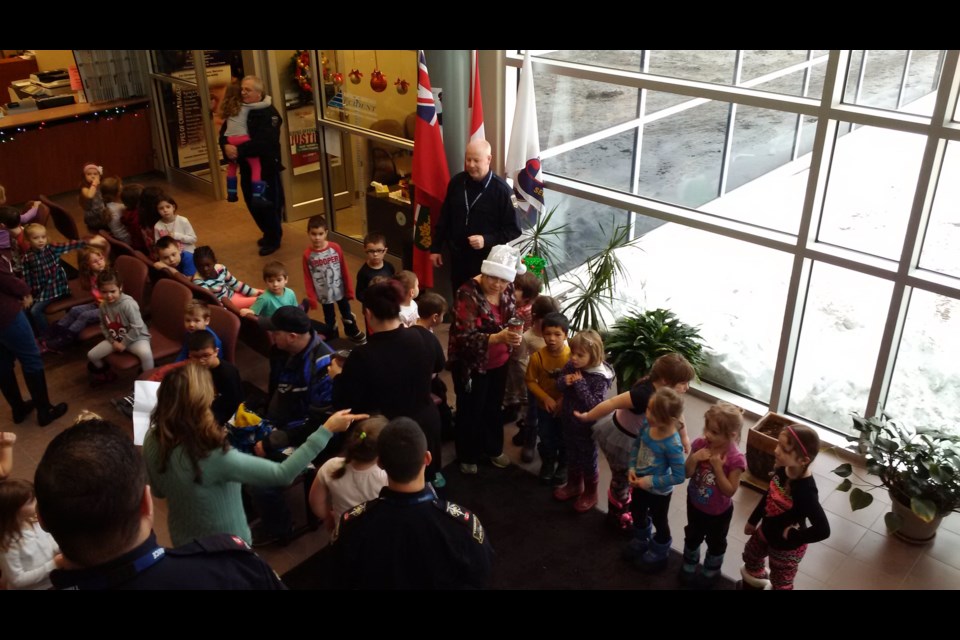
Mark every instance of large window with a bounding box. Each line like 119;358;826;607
510;50;958;436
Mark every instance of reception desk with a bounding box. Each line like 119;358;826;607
0;98;154;205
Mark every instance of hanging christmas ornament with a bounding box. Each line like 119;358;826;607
293;50;312;93
370;50;387;92
333;72;344;87
395;78;409;94
349;50;362;84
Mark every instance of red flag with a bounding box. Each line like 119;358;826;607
411;50;450;289
469;50;485;143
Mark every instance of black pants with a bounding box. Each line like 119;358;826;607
684;501;733;556
631;487;673;543
241;163;284;247
450;246;490;293
453;363;508;465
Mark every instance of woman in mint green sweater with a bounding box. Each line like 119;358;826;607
143;362;365;546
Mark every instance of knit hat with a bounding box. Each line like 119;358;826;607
82;162;103;175
481;244;526;283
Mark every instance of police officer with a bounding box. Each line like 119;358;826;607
332;417;493;589
34;419;285;590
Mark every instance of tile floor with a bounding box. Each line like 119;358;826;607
4;174;958;588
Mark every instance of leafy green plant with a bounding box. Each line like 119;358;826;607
514;205;568;286
561;222;638;332
603;308;706;388
832;414;960;532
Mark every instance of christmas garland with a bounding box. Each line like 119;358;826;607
293;50;311;92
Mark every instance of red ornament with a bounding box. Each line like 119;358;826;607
370;69;387;93
394;78;409;94
333;72;344;87
349;69;362;84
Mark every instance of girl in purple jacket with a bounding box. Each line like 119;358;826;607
554;330;615;513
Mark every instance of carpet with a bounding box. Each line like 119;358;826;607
282;463;735;590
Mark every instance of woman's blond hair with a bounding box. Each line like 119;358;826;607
149;362;227;483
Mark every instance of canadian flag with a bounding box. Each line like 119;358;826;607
469;49;485;143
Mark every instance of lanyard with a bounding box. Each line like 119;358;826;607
463;172;493;227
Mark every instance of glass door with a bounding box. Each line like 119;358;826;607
148;50;241;198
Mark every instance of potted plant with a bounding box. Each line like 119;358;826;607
514;204;568;287
561;222;638;332
603;307;706;390
832;413;960;544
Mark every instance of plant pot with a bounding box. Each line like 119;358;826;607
889;493;943;545
745;412;793;484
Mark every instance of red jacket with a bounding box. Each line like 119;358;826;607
302;242;355;308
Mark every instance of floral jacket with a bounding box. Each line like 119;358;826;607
447;277;516;384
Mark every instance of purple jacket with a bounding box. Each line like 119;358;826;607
558;360;615;422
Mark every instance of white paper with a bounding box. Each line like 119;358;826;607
132;380;161;446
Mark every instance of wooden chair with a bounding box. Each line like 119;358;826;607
104;278;191;372
208;303;241;364
239;314;275;358
154;268;222;307
31;200;50;227
38;195;81;241
44;279;95;316
98;230;135;260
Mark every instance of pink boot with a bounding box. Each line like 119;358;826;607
553;470;584;501
573;477;599;512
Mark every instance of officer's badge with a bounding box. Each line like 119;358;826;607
445;502;469;521
271;115;280;127
472;516;485;544
344;502;367;520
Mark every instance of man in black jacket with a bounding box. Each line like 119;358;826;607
430;139;521;292
220;75;285;256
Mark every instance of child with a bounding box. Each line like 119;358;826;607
240;261;298;319
153;236;196;278
356;231;395;303
0;479;61;590
526;311;571;485
153;193;197;275
308;415;389;539
120;182;146;253
682;402;746;588
513;295;560;463
576;352;695;533
137;186;164;257
394;270;420;328
42;244;110;351
79;162;106;232
624;386;687;571
554;330;615;512
414;291;447;332
100;175;132;243
302;215;365;343
176;300;223;362
740;424;830;590
21;223;89;333
87;269;153;385
503;271;543;423
192;246;261;314
0;188;38;274
219;83;272;202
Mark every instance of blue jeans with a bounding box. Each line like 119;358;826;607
29;298;54;333
536;405;565;464
0;310;44;374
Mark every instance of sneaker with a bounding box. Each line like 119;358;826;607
552;464;569;486
348;331;367;345
739;564;771;589
489;453;511;468
432;472;446;489
459;463;478;475
258;245;280;257
110;394;135;419
38;339;61;355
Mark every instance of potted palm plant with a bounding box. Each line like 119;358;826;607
603;307;706;389
832;413;960;544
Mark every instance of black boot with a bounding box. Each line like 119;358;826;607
0;371;34;424
23;370;67;427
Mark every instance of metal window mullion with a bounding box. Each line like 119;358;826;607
193;50;224;200
628;50;649;239
768;50;846;412
718;51;744;198
868;51;960;417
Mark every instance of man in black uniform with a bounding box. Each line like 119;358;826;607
34;419;285;590
332;417;493;589
220;75;285;256
430;139;521;293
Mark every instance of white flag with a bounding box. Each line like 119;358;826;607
505;51;544;214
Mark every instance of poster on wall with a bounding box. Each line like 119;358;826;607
171;63;232;169
288;105;320;176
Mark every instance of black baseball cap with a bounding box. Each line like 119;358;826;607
258;306;312;333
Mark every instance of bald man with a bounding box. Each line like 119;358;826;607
430;139;521;292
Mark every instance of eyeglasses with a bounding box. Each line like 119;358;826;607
365;249;386;255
